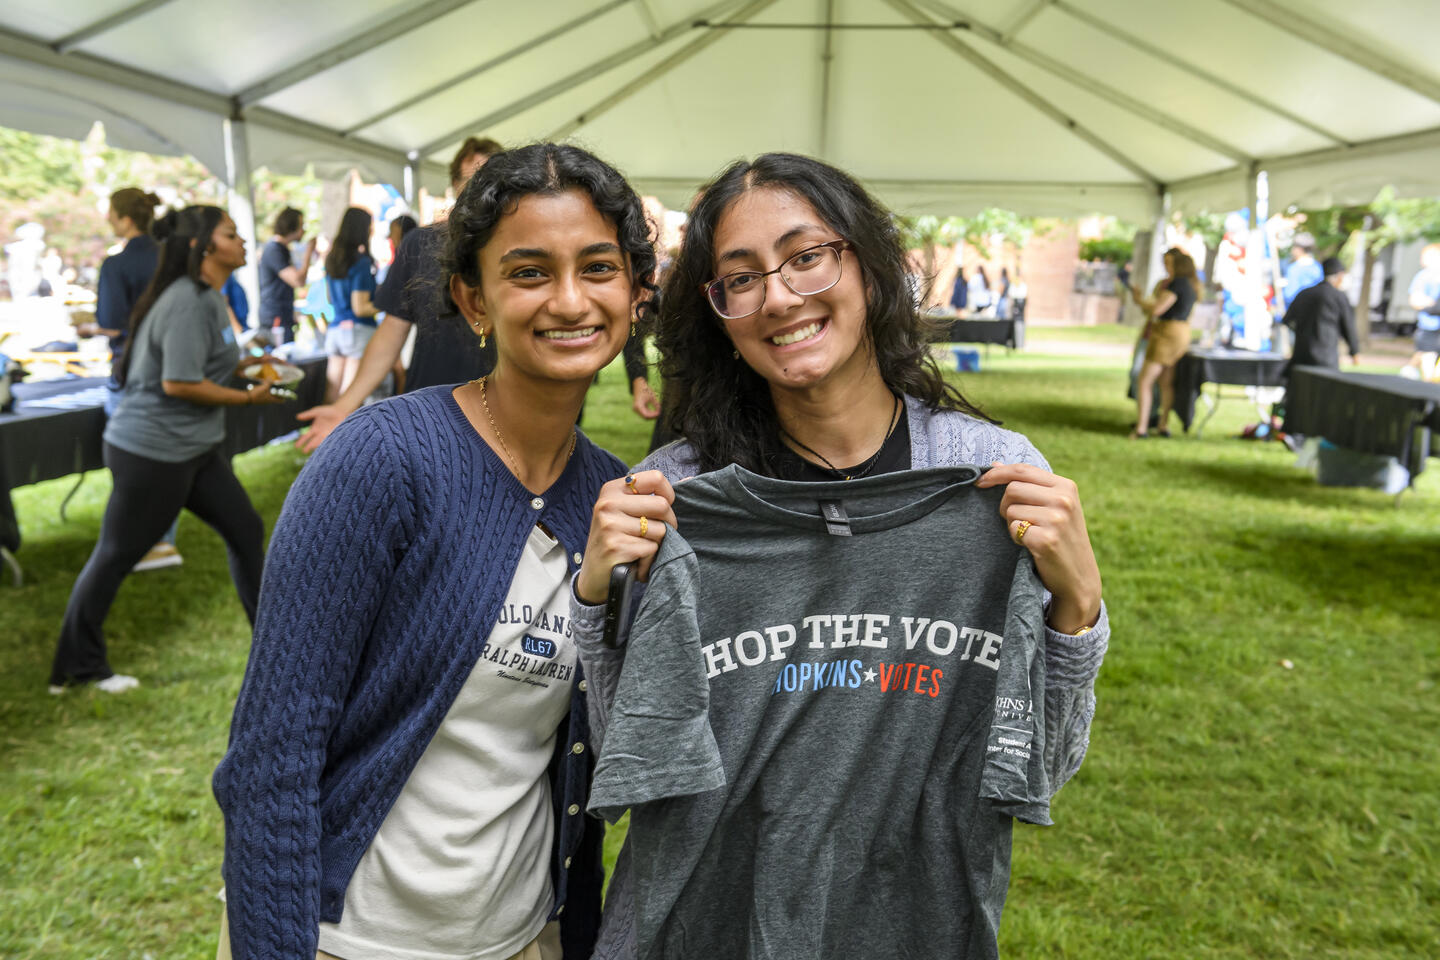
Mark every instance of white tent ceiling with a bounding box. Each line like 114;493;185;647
3;0;1440;222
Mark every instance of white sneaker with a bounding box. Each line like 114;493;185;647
95;674;141;693
47;674;140;694
133;543;183;573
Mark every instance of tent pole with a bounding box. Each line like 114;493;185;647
886;0;1160;188
1145;188;1171;305
223;118;260;317
404;153;419;206
818;0;836;159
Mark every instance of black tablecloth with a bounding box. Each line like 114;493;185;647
940;318;1018;348
1173;348;1289;430
0;355;327;552
1283;366;1440;476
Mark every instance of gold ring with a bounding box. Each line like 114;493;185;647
639;516;649;537
625;475;639;495
1015;519;1032;542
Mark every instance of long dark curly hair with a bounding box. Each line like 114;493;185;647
657;152;992;474
443;143;659;328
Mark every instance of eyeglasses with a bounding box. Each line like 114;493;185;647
702;239;852;320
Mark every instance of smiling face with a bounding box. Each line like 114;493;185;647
710;188;870;392
455;189;634;386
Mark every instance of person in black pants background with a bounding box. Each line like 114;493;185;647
50;206;282;694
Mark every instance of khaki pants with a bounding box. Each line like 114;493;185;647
216;909;562;960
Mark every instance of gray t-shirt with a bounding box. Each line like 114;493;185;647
104;279;239;462
588;465;1050;960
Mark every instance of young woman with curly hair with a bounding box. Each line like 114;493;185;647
214;143;658;960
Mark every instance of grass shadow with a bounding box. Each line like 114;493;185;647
1223;526;1440;621
994;399;1132;437
1180;456;1336;502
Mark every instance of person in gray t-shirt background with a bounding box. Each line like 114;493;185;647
571;153;1108;958
50;206;282;695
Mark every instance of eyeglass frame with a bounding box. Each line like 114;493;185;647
700;239;853;320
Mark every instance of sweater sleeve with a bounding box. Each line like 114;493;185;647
997;430;1110;798
211;408;414;960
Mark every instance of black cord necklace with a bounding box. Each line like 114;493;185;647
780;393;902;481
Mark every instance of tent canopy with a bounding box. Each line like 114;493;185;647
3;0;1440;221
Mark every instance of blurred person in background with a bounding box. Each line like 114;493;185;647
967;264;991;317
997;266;1013;320
49;206;282;694
1282;257;1360;375
1130;247;1201;438
295;137;502;450
221;273;248;335
1405;242;1440;380
948;262;968;314
1279;232;1322;312
77;188;188;573
257;207;316;346
377;214;419;286
322;207;379;401
376;213;419;393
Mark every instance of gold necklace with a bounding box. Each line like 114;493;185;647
477;376;576;477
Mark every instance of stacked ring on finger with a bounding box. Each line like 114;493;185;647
639;516;649;537
1014;519;1032;542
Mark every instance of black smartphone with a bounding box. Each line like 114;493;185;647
602;563;637;649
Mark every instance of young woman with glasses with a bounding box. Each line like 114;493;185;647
569;153;1108;958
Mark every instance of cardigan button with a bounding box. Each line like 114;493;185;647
556;905;565;916
578;680;588;692
564;856;573;868
567;803;580;815
573;552;583;564
531;497;545;510
571;742;585;755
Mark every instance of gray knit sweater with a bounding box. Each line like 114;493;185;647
570;395;1109;960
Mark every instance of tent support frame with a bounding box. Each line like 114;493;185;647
420;0;752;156
546;0;780;142
1219;0;1440;107
339;0;631;138
886;0;1160;187
915;0;1252;163
1050;0;1350;147
53;0;179;54
235;0;480;107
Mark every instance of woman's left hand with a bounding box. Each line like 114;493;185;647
976;462;1102;635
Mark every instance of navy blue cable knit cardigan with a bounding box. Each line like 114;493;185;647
213;386;622;960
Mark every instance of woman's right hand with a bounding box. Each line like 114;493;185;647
574;470;677;605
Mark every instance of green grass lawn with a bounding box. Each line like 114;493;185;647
3;339;1437;958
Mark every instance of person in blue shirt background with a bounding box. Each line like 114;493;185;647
1405;242;1440;377
1280;232;1323;312
220;274;248;330
322;207;379;402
